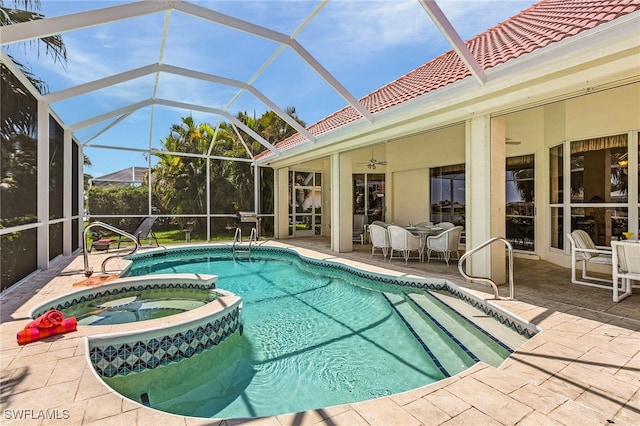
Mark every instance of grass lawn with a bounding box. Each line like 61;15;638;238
85;227;236;248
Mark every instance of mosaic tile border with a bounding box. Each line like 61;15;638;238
31;274;217;318
87;303;241;378
125;245;539;339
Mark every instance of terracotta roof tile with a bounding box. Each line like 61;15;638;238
258;0;640;160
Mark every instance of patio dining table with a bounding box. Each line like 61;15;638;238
406;225;443;246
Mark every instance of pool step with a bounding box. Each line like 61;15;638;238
404;291;514;368
382;292;476;377
426;290;529;355
383;289;525;372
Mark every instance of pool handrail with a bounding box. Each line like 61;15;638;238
83;221;139;276
457;237;514;300
232;226;258;260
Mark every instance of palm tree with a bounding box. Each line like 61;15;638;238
1;1;67;98
1;0;68;199
0;1;67;66
151;108;305;237
152;116;213;233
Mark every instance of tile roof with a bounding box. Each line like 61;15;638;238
260;0;640;159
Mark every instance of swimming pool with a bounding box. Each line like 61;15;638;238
103;245;534;419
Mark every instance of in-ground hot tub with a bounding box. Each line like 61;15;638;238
31;273;243;379
30;274;224;325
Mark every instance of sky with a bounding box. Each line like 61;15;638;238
3;0;538;178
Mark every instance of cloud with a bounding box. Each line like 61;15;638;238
301;1;434;60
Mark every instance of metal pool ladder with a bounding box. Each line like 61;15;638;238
83;221;139;276
232;226;258;260
457;237;515;300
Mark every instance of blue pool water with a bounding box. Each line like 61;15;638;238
104;248;522;419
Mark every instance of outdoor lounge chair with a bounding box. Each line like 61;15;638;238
425;226;463;266
369;223;391;259
567;230;612;288
388;225;423;264
118;217;159;248
610;241;639;302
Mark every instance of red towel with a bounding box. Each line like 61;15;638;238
26;309;64;329
17;311;77;345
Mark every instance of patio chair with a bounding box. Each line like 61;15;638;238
388;225;423;264
369;223;391;259
353;215;366;245
371;220;388;228
118;217;159;248
610;241;639;302
436;222;455;230
425;226;463;266
567;230;612;288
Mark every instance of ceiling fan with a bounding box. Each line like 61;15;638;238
358;146;387;169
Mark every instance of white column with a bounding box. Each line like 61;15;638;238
206;157;211;241
254;163;260;237
78;143;85;249
275;168;289;239
628;131;639;237
330;153;353;252
490;116;507;284
465;115;507;283
62;129;72;255
37;100;49;269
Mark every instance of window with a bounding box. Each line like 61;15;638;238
570;134;628;245
289;171;322;236
551;133;636;249
353;173;385;223
549;144;564;249
430;164;465;228
506;155;535;251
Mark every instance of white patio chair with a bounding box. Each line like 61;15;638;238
369;224;391;259
415;221;433;229
611;241;639;302
371;220;388;228
436;222;455;231
425;226;463;266
567;230;613;288
388;225;423;264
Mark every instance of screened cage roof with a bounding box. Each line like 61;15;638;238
2;0;638;175
0;1;538;168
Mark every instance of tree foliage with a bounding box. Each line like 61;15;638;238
150;109;304;235
86;185;149;231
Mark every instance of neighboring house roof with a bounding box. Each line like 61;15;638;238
90;167;146;187
258;0;640;158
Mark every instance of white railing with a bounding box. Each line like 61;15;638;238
83;221;139;276
232;227;258;260
457;237;514;300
